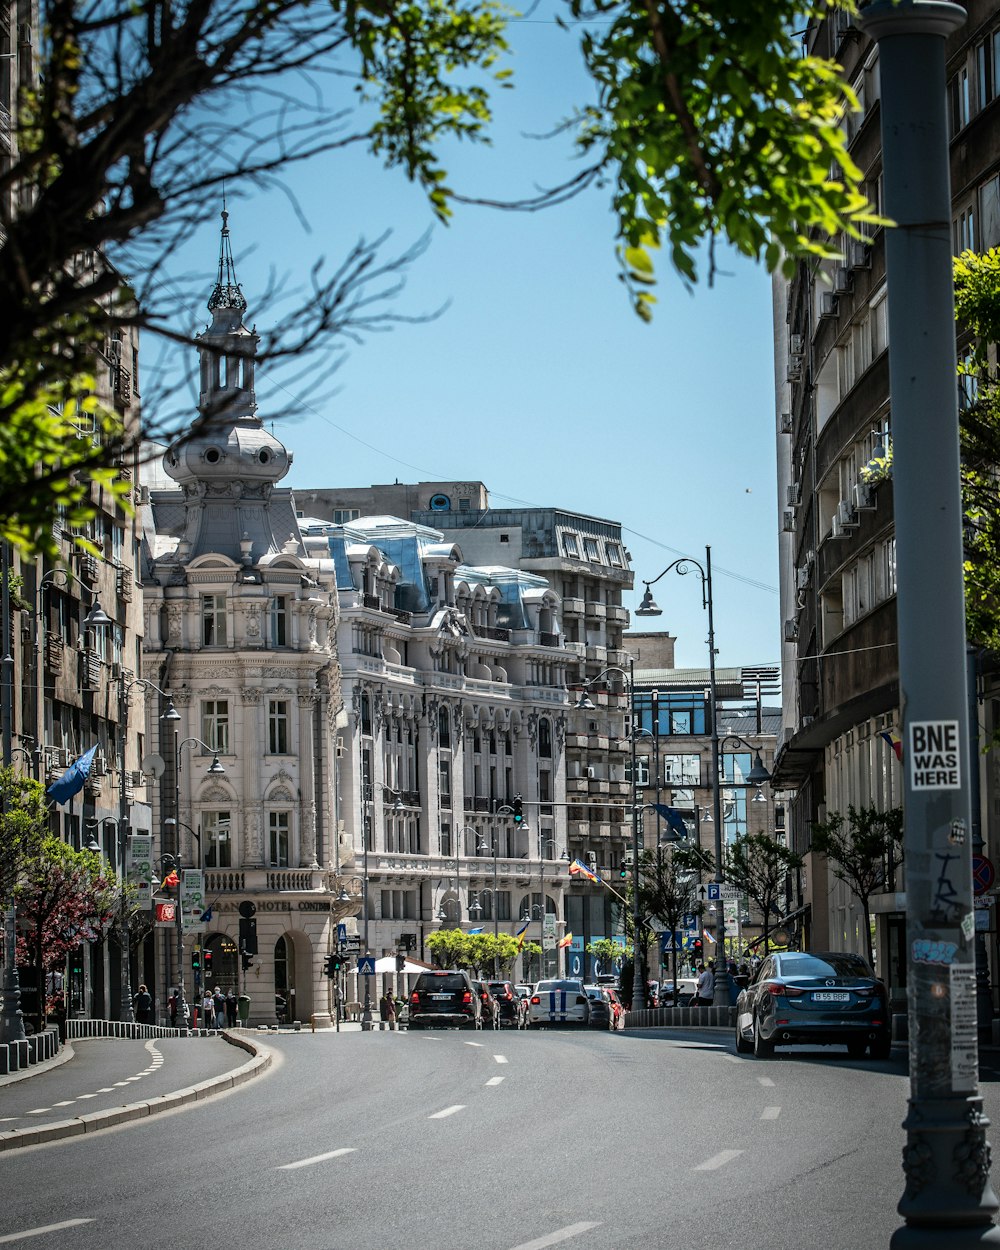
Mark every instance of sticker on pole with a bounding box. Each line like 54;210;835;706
908;720;961;790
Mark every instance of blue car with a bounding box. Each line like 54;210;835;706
735;951;892;1060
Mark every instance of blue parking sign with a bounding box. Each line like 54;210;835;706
682;913;697;930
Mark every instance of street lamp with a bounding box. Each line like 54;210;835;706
474;834;499;941
713;733;771;973
634;546;735;1005
577;658;645;1015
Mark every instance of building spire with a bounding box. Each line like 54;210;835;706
208;199;247;313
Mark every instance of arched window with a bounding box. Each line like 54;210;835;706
539;718;552;758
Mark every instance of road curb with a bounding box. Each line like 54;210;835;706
0;1031;272;1153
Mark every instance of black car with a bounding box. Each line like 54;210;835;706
488;980;527;1029
735;951;891;1059
473;980;500;1030
408;970;481;1030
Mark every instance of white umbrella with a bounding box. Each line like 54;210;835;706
373;955;432;974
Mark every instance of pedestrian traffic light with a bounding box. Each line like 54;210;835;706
513;794;523;824
619;864;627;880
203;949;213;976
191;948;201;972
692;937;703;961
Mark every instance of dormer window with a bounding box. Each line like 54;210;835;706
562;533;579;558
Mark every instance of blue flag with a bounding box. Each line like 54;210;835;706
200;907;213;924
652;803;689;840
46;745;98;806
467;926;484;935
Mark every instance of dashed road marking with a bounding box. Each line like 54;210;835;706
464;1041;484;1048
506;1221;603;1250
52;1101;75;1108
0;1219;94;1244
757;1076;775;1087
760;1106;781;1120
486;1076;505;1087
277;1148;356;1170
25;1110;50;1116
428;1105;466;1119
494;1055;508;1064
694;1149;744;1171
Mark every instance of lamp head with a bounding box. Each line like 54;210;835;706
576;690;596;710
559;849;570;861
746;752;771;787
82;600;112;629
634;586;662;617
85;833;101;853
207;756;226;775
161;701;182;722
468;898;482;917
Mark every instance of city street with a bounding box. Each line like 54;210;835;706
3;1027;996;1249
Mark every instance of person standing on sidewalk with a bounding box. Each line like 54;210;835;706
133;984;154;1024
692;962;715;1007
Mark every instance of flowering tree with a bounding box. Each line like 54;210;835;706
14;837;119;1030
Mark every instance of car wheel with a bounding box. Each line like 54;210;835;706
846;1038;867;1060
735;1020;752;1054
870;1034;892;1061
753;1015;775;1058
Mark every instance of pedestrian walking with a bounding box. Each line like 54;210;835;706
225;988;238;1028
379;990;395;1027
202;989;214;1030
692;962;715;1007
167;989;178;1029
213;986;227;1029
133;983;154;1024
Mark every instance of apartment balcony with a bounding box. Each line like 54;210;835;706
562;597;585;616
203;867;330;895
584;601;607;620
607;605;630;625
585;645;607;663
470;622;510;642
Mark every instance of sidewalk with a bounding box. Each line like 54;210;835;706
0;1029;271;1152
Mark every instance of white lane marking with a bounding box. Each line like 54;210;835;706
53;1101;75;1108
95;1087;115;1093
112;1081;130;1088
486;1076;505;1087
506;1221;603;1250
0;1220;94;1244
276;1148;356;1170
428;1105;466;1119
464;1041;484;1048
757;1076;775;1087
760;1106;781;1121
494;1054;508;1064
25;1110;50;1116
694;1149;744;1171
77;1094;98;1100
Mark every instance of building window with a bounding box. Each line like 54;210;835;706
950;63;970;135
440;823;452;857
583;537;601;562
439;759;451;806
361;693;371;736
202;595;227;646
438;706;451;748
381;889;417;920
332;508;360;524
268;700;290;754
539;718;552;758
203;810;232;868
562;533;579;558
624;756;650;787
954;203;976;254
720;752;752;784
269;811;290;867
662;754;701;786
605;542;623;567
269;596;288;646
201;700;229;754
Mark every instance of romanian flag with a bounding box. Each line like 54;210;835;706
557;932;573;949
569;858;602;885
881;729;903;763
702;928;716;944
515;920;530;950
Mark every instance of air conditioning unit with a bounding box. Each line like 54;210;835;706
830;515;848;539
586;766;596;779
783;619;799;642
586;851;598;867
786;482;802;507
780;411;793;434
819;292;838;319
783;509;797;533
854;481;876;512
91;753;107;778
789;334;805;357
834;266;851;294
787;359;803;384
796;565;812;590
850;241;872;270
836;499;859;529
129;770;145;787
801;715;815;727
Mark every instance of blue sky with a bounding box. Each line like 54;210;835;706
159;5;780;671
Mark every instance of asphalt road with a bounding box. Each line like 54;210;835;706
1;1026;998;1249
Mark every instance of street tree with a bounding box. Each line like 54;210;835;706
724;833;803;955
14;836;119;1030
0;768;49;907
585;936;629;974
810;805;903;969
425;928;470;971
2;0;510;556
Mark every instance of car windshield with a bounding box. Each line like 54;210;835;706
777;953;873;979
415;974;466;992
536;980;582;992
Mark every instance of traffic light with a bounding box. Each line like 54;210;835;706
513;794;523;824
619;864;627;880
241;952;253;971
191;948;201;972
692;937;704;961
395;952;406;972
323;954;336;978
203;949;213;976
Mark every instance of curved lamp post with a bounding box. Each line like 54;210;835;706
359;781;402;1031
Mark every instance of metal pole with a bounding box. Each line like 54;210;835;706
967;648;992;1033
629;657;643;1015
361;795;372;1031
118;679;134;1023
173;729;187;1029
858;3;999;1244
705;547;728;1007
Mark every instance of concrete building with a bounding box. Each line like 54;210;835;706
299;487;635;979
771;2;1000;1006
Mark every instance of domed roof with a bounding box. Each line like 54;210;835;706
162;418;291;487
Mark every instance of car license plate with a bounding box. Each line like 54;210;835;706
813;991;851;1002
431;994;451;1001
